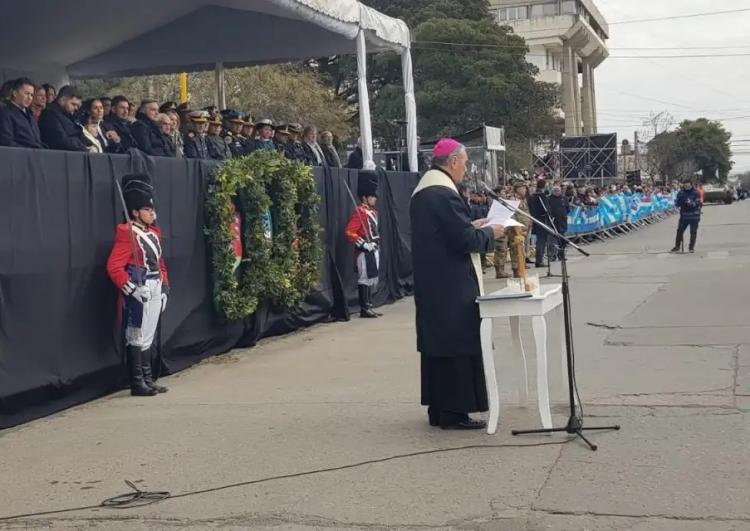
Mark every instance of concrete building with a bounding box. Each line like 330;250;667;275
488;0;609;137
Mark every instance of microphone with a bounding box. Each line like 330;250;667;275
478;181;499;200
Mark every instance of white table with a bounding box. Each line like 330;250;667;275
477;284;565;434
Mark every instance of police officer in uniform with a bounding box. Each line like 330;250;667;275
107;174;170;396
221;110;248;158
183;110;210;159
250;118;276;152
274;123;291;153
286;123;312;164
206;114;231;160
240;114;256;153
345;170;381;318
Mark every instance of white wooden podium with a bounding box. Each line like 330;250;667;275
477;284;564;434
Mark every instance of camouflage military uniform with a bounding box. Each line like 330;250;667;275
509;197;533;277
494;235;509;278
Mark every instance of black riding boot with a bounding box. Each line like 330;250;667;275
142;347;168;393
127;346;157;396
359;285;377;318
367;286;382;317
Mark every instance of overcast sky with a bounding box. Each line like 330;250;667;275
594;0;750;173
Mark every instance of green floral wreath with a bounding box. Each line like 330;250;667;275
291;162;323;304
205;150;322;321
205;156;270;320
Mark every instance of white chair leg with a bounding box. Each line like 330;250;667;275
532;315;553;430
480;318;500;434
509;316;528;405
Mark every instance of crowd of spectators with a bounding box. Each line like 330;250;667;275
0;78;346;167
468;171;681;213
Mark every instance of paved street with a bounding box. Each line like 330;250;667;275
1;201;749;530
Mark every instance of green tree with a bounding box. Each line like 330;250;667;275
646;131;695;181
310;0;557;146
78;65;353;137
364;0;491;27
407;18;557;141
677;119;733;181
646;119;733;182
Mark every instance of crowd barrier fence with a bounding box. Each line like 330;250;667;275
566;192;677;237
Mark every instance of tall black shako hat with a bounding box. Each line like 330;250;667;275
357;169;379;199
121;173;155;217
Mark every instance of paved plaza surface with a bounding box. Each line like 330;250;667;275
1;201;749;530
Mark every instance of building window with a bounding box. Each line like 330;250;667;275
531;2;559;18
546;50;561;71
561;1;578;15
498;5;529;22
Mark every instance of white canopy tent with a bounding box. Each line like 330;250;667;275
0;0;417;171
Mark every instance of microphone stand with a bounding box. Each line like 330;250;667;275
485;189;621;451
536;193;562;279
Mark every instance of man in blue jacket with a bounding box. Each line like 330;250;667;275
671;179;702;253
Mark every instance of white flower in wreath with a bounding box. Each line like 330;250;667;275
263;209;273;242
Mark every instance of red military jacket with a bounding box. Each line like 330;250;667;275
106;222;170;290
345;205;379;257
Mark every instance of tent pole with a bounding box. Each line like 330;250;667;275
356;29;375;170
401;47;418;173
215;62;226;110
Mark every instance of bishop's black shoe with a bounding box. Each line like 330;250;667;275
440;418;487;430
427;407;440;427
439;412;486;430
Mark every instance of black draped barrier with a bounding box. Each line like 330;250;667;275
0;147;420;428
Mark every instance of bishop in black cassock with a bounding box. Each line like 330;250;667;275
410;139;505;430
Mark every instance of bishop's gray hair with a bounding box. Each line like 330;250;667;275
432;144;466;167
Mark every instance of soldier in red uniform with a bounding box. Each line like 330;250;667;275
345;170;380;318
107;174;170;396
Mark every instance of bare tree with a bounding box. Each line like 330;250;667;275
640;111;675;144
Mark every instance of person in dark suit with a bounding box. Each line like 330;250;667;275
0;77;44;148
400;136;429;173
528;179;552;267
320;130;342;168
131;99;171;157
346;145;363;169
547;184;570;260
38;85;91;152
671;179;703;253
103;95;137;151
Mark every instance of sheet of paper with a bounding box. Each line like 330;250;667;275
493;218;523;228
481;200;522;228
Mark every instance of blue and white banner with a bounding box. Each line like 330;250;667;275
566;193;675;234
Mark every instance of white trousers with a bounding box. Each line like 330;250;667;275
125;278;163;350
356;251;379;287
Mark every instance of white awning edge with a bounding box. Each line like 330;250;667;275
359;4;410;51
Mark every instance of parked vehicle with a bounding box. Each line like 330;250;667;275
702;184;734;205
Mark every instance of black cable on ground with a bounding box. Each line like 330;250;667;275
0;439;580;522
101;480;170;508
